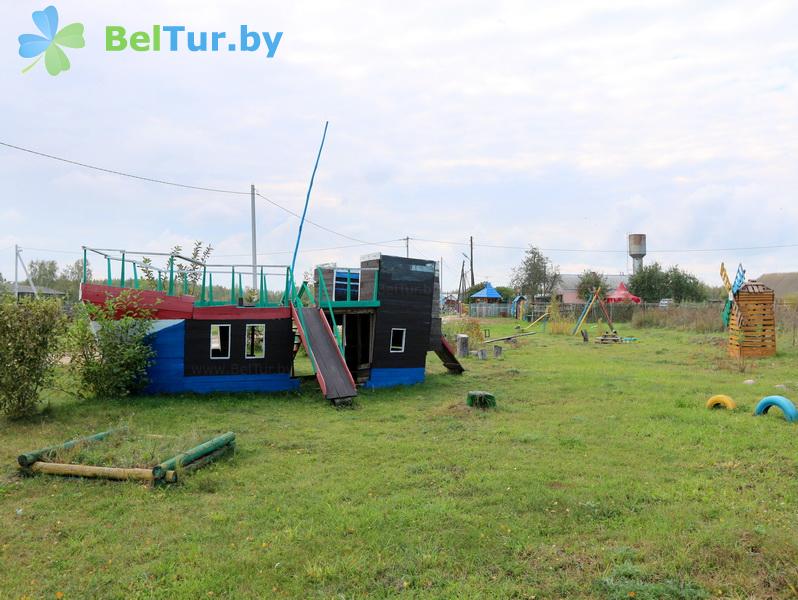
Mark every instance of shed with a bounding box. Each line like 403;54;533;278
470;282;502;303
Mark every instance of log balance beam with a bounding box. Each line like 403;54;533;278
19;430;235;485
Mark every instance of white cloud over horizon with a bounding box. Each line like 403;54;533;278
1;0;797;290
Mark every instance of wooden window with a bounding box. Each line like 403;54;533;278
210;324;231;359
389;328;406;353
334;270;360;301
245;324;266;359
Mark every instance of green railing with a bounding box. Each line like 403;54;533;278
315;267;344;352
291;281;317;373
315;267;380;308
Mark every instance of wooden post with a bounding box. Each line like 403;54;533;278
456;334;469;358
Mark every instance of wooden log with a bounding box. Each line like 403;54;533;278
153;432;235;479
29;461;155;481
18;427;127;468
160;444;235;484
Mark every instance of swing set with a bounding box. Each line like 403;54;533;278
571;288;614;335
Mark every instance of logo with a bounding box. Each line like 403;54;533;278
18;6;85;76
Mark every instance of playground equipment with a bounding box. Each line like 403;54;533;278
572;288;614;336
18;429;236;484
706;394;736;410
720;263;776;358
754;395;798;422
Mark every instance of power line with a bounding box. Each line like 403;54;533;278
216;239;404;258
0;141;250;195
255;191;381;244
409;237;798;254
0;139;402;250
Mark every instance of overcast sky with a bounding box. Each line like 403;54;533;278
2;1;797;290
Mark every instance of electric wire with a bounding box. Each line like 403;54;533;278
0;141;250;195
4;141;798;257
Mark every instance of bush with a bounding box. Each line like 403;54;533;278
631;304;724;333
0;298;66;418
443;317;485;344
65;291;155;398
546;296;576;335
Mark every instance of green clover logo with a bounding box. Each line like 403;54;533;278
18;6;85;76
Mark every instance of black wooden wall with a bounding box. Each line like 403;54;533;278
370;255;436;369
183;318;294;377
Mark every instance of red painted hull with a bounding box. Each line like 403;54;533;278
80;284;195;319
80;284;291;321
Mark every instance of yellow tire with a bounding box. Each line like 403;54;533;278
706;394;736;410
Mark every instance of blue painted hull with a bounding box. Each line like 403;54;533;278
364;367;426;389
145;320;299;395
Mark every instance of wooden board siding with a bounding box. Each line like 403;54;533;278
146;320;298;394
183;318;295;377
192;306;291;320
371;255;436;371
729;285;776;358
81;283;195;320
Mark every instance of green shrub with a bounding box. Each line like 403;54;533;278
443;317;485;344
0;298;66;418
547;296;576;335
65;291;155;398
631;304;724;333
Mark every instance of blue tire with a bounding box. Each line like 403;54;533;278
754;396;798;422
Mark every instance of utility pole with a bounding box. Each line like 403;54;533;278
13;244;18;300
14;245;37;300
469;236;475;287
250;184;257;291
405;236;410;258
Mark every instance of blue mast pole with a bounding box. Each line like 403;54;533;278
289;121;329;297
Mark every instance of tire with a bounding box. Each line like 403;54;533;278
706;395;736;410
754;396;798;422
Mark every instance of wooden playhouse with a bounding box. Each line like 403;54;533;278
79;248;463;404
727;280;776;358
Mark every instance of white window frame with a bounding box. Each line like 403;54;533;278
210;324;231;360
244;323;266;359
389;328;406;353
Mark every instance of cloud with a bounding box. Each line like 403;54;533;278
1;1;797;285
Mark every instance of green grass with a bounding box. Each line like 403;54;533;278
2;320;798;598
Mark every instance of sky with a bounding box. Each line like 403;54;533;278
2;0;797;292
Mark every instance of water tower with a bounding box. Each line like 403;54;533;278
628;234;646;274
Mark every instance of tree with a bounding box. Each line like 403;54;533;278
576;270;609;300
666;266;706;302
510;246;560;298
628;263;669;303
62;259;91;283
628;263;707;303
28;259;59;287
495;286;516;301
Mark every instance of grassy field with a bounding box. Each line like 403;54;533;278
2;320;798;599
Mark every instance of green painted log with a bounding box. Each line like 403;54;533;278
17;427;127;468
163;442;236;484
153;432;235;479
